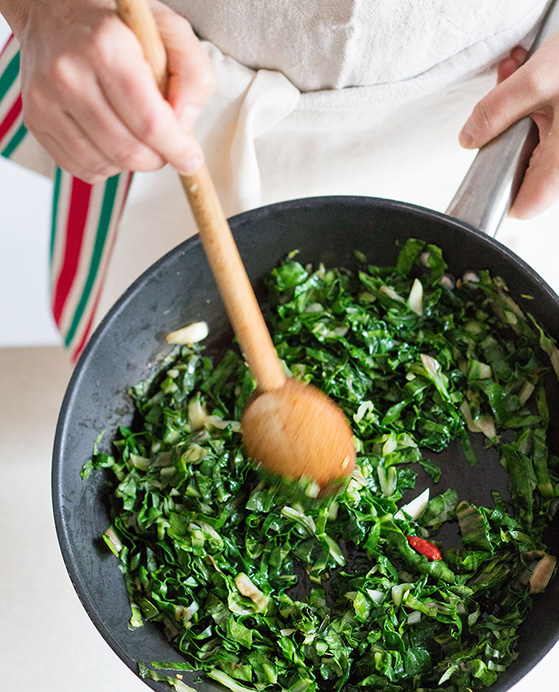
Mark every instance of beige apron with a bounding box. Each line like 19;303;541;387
99;0;549;320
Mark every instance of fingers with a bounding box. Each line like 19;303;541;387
65;77;166;173
458;36;559;150
90;16;205;176
19;0;215;182
35;128;121;185
458;35;559;219
459;64;538;149
152;1;216;130
22;49;165;182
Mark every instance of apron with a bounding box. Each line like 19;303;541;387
0;1;549;360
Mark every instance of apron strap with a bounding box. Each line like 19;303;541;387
0;34;133;361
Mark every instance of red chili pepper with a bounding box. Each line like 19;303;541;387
405;534;442;561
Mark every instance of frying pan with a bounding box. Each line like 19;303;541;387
53;4;559;691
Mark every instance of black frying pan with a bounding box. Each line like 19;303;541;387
52;5;559;692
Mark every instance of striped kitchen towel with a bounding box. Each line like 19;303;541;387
0;34;133;361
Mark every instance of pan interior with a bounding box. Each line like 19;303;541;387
53;196;559;692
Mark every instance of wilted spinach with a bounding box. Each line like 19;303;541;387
84;240;559;692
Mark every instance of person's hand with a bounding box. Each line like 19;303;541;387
16;0;215;183
459;32;559;219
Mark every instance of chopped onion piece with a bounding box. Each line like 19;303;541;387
354;400;375;424
166;321;209;345
460;401;496;439
305;303;324;313
408;278;424;316
367;589;386;604
206;415;242;432
181;443;208;463
420;354;440;379
188;395;207;431
382;436;398;455
407;611;422;625
419;251;431;268
530;554;557;594
518;381;535;405
103;527;122;556
440;274;455;290
391;583;413;607
395;488;430;521
350;467;368;487
380;285;405;302
378;466;397;497
463;270;480;284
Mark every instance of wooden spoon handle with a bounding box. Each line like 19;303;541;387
116;0;168;93
115;0;286;392
180;167;287;392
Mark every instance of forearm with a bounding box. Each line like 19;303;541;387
0;0;32;37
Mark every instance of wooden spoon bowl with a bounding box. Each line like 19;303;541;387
242;378;356;491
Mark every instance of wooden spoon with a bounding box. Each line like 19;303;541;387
115;0;356;491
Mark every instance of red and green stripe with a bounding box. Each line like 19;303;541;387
50;169;133;360
2;33;134;360
0;37;27;158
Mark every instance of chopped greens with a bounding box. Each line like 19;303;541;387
84;240;559;692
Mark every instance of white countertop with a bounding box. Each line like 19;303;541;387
0;346;145;692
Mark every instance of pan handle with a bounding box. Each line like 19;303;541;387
445;0;559;236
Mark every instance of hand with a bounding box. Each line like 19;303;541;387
459;33;559;219
17;0;215;183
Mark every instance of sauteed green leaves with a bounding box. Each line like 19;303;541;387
84;240;559;692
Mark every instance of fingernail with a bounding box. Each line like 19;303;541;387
181;154;204;176
459;125;474;148
180;105;201;131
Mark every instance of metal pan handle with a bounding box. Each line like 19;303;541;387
446;0;559;236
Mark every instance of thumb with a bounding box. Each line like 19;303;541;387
459;47;528;149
